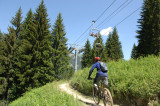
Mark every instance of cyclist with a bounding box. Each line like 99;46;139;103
88;57;108;90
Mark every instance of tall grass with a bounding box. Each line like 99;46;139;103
9;81;82;106
70;55;160;105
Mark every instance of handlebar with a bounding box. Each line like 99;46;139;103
88;78;94;80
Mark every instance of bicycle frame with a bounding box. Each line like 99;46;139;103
89;78;113;106
97;80;105;98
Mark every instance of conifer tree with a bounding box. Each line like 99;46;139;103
0;30;4;56
1;29;16;104
136;0;160;57
13;9;37;97
131;43;137;59
0;30;3;40
30;0;54;86
81;39;92;68
0;7;22;104
0;31;6;102
52;13;71;79
104;28;123;61
103;33;112;62
111;28;123;61
10;7;22;37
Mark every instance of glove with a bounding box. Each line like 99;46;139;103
88;73;91;80
88;76;91;80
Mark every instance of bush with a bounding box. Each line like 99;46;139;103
70;55;160;105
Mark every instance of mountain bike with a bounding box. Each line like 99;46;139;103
89;78;113;106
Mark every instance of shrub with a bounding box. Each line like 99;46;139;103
70;55;160;105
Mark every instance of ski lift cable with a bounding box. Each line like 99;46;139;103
73;25;92;44
98;0;133;29
77;0;131;44
95;0;117;22
77;0;128;43
76;34;90;45
76;20;97;44
96;0;130;29
104;6;141;35
73;0;117;44
114;6;141;28
74;1;140;45
80;6;141;45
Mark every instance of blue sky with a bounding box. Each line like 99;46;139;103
0;0;143;60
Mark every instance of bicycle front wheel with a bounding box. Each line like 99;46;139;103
93;87;100;105
103;88;113;106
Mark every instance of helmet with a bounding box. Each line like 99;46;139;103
95;57;100;62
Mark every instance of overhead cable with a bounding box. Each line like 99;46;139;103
73;0;117;44
80;6;141;44
96;0;130;29
95;0;117;22
98;0;133;29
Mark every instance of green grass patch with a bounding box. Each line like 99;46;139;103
70;55;160;105
9;81;82;106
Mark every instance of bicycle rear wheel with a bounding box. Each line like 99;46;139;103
93;87;100;105
103;88;113;106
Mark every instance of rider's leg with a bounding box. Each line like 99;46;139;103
103;77;108;95
103;77;108;87
94;76;99;91
94;75;103;90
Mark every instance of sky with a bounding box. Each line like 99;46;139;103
0;0;144;60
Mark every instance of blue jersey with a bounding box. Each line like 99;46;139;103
89;62;108;77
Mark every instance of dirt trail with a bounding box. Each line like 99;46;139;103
59;83;119;106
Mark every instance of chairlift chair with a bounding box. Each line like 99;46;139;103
89;28;100;38
89;20;103;50
95;43;103;50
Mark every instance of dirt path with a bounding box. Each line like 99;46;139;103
59;83;119;106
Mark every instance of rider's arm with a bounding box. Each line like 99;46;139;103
88;63;97;79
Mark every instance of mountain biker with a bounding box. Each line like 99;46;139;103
88;57;108;89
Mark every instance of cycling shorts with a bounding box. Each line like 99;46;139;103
94;75;108;86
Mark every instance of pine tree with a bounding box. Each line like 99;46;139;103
0;7;22;104
136;0;160;57
10;7;22;37
131;43;137;59
81;39;92;68
52;13;71;79
0;30;4;56
92;35;104;62
12;9;37;97
0;31;6;102
30;0;54;86
1;28;16;104
103;33;112;62
111;28;123;61
0;30;3;40
104;28;123;61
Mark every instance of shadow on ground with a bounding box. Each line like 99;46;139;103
79;100;102;106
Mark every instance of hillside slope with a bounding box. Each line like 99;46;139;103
59;83;120;106
9;81;82;106
70;55;160;105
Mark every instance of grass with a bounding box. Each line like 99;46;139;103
70;55;160;105
9;81;82;106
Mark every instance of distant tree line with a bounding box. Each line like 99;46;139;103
131;0;160;59
0;0;73;105
81;28;124;68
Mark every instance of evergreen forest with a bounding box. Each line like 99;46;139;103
0;0;160;105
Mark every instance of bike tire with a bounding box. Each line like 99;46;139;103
103;88;113;106
93;87;100;105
